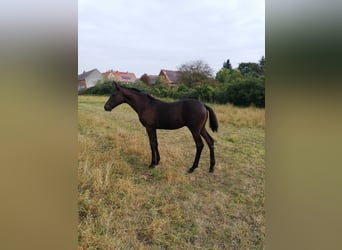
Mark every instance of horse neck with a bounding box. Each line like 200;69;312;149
122;89;147;114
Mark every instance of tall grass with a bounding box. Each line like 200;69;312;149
78;95;265;249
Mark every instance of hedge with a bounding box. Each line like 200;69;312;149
79;80;264;108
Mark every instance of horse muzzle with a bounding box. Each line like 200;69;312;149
104;105;112;111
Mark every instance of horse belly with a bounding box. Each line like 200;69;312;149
156;117;185;129
156;111;185;129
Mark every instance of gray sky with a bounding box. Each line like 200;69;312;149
78;0;264;77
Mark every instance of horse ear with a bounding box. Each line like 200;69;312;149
113;81;120;91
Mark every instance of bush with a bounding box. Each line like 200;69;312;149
224;80;265;107
80;81;114;95
173;85;197;99
151;84;169;97
214;85;229;104
196;84;215;102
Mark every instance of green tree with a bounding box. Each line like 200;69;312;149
216;68;243;84
215;68;231;83
259;56;265;75
223;59;233;71
155;76;168;87
238;62;262;77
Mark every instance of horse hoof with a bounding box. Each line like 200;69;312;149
149;164;155;169
209;168;214;173
187;168;194;173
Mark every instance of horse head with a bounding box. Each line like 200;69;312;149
104;82;125;111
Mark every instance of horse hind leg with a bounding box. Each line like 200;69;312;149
201;128;215;173
188;131;204;173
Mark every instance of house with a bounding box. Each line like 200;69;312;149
103;70;137;84
148;75;158;85
158;69;181;87
78;68;103;91
102;70;116;81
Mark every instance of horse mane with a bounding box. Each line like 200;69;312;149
120;85;158;101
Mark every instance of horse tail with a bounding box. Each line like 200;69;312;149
205;105;218;132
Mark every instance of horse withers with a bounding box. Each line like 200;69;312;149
104;82;218;173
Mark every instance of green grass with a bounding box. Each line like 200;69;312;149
78;95;265;249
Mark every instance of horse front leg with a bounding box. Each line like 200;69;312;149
155;143;160;165
146;127;159;168
188;131;204;173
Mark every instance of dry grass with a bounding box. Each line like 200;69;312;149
78;95;265;249
214;104;265;129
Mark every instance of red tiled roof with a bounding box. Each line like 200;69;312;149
102;70;137;83
102;70;113;77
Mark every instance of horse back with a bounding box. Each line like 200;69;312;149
153;99;206;130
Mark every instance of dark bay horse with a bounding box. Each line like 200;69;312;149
104;82;218;173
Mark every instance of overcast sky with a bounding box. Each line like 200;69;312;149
78;0;264;77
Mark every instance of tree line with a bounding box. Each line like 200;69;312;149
81;57;265;108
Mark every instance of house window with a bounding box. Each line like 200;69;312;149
78;85;86;91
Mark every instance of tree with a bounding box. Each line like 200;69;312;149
140;73;150;85
177;60;214;87
238;62;262;77
215;68;231;83
216;68;243;84
155;76;168;87
259;56;265;75
223;59;233;71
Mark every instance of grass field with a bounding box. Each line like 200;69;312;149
78;95;265;249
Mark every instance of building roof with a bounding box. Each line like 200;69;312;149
148;75;158;85
103;70;137;83
102;70;114;78
160;69;181;83
78;68;101;81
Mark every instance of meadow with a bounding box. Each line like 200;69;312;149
78;95;265;249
